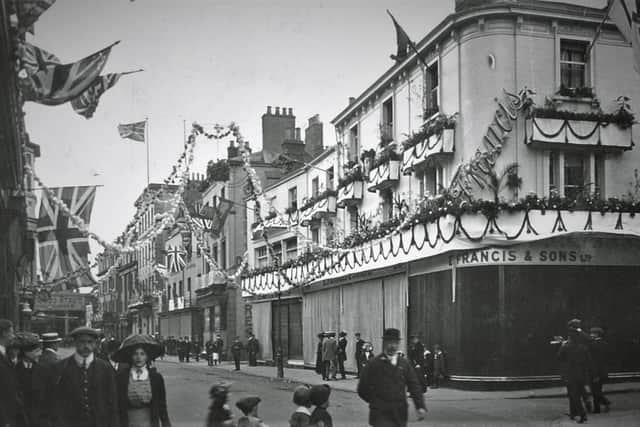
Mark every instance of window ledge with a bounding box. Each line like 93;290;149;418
551;95;600;108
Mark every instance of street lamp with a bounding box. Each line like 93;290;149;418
275;262;284;379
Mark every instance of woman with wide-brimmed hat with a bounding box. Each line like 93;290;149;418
112;334;171;427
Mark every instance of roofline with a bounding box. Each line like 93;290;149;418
331;0;609;127
261;146;337;193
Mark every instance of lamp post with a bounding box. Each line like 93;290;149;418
275;262;284;378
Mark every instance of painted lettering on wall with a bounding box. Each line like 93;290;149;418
448;248;593;266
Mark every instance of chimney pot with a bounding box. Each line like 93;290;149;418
275;107;280;115
349;97;356;105
295;128;301;140
288;108;293;116
267;106;272;115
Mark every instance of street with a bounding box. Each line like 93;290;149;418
156;359;640;426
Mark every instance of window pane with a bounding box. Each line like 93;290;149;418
564;152;586;199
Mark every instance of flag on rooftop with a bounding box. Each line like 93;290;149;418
118;120;147;142
22;41;118;106
387;10;410;62
16;0;57;34
36;186;97;289
607;0;640;73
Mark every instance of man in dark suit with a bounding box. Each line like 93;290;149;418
105;339;128;374
247;333;260;367
588;327;611;414
14;331;50;427
408;335;427;393
205;340;215;366
0;319;18;427
50;326;120;427
231;336;243;371
558;326;590;424
354;332;365;378
337;331;348;380
358;328;427;427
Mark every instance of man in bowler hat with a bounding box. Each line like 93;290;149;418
558;326;590;424
358;328;426;426
50;326;120;427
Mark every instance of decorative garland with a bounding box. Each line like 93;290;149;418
401;113;457;151
531;107;635;129
338;164;365;189
300;189;338;212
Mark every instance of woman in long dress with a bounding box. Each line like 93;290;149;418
114;334;172;427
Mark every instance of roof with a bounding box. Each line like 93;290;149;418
261;146;337;193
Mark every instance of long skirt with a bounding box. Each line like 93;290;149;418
128;407;152;427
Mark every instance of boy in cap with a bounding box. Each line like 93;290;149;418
310;384;332;427
289;385;313;427
236;396;269;427
51;326;119;427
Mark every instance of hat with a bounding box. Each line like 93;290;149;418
339;331;347;337
69;326;100;339
317;332;325;339
590;327;604;336
235;396;261;414
567;318;582;328
14;332;41;351
105;339;121;354
309;384;331;406
292;385;311;406
325;331;336;337
382;328;402;341
112;334;163;363
41;332;62;343
209;382;231;400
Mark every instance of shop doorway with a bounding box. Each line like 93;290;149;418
271;298;303;360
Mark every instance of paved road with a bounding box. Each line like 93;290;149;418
156;359;640;426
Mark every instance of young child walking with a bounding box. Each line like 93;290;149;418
310;384;333;427
236;396;269;427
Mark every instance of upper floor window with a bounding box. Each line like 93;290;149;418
348;125;359;162
381;189;393;221
285;237;298;261
288;186;298;210
311;227;320;245
311;177;319;197
221;238;227;270
419;166;444;196
326;167;334;191
549;151;605;199
256;246;268;267
425;61;439;118
381;97;394;144
560;40;589;89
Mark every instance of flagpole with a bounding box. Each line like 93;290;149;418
146;117;150;186
587;0;614;58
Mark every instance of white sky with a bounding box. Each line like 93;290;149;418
24;0;605;257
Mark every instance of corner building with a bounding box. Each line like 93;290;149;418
243;0;640;386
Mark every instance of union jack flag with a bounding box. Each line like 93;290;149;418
23;42;116;106
118;120;146;142
37;186;96;289
16;0;57;34
20;43;60;76
166;245;186;273
70;73;121;119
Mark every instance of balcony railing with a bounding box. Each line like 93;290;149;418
402;128;454;174
368;160;401;192
337;180;364;207
300;194;337;226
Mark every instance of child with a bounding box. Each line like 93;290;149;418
289;385;313;427
236;396;269;427
206;382;234;427
310;384;332;427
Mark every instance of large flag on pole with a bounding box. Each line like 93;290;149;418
70;70;142;119
20;43;60;75
607;0;640;73
36;186;96;289
118;120;147;142
22;41;118;106
386;10;429;68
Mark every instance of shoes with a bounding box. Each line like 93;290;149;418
585;401;593;413
577;415;587;424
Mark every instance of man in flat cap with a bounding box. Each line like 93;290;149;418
0;319;19;427
358;328;426;427
50;326;120;427
588;327;611;413
337;331;348;380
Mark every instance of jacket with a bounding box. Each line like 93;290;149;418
355;339;365;360
408;342;425;368
310;407;332;427
0;353;19;427
322;339;337;361
247;338;260;354
117;367;171;427
588;338;609;380
15;361;49;427
357;353;426;425
231;341;243;356
558;340;591;383
337;337;347;361
51;355;120;427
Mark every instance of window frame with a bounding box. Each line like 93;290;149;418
288;186;298;211
424;59;440;120
348;124;359;162
558;38;592;90
547;151;605;199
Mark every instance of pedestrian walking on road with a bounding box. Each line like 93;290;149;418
315;333;325;376
113;334;172;427
214;335;224;365
431;344;446;389
357;328;427;427
322;332;338;381
558;326;590;424
177;337;185;363
206;340;215;367
354;333;365;378
50;326;120;427
247;333;260;367
289;385;313;427
184;337;191;363
337;332;348;380
310;384;333;427
567;318;593;413
231;337;243;371
408;335;427;393
588;327;611;414
0;319;19;427
206;382;234;427
236;396;269;427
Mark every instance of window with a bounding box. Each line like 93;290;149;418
272;243;282;265
381;189;393;221
326;167;334;191
425;61;439;118
221;238;227;269
179;280;183;296
348;207;359;234
349;125;359;162
548;151;605;199
221;187;225;199
256;247;268;267
560;40;588;89
212;243;218;266
311;227;320;244
381;98;394;143
311;177;319;197
288;187;298;210
420;166;444;196
285;237;298;261
187;277;191;294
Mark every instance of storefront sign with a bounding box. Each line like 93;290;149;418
35;292;86;312
448;248;593;266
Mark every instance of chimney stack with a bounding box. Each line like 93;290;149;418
295;128;301;140
262;103;296;160
305;114;324;158
267;106;272;115
227;140;239;159
275;107;280;115
288;108;293;116
349;97;356;105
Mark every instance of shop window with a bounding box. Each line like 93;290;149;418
288;186;297;211
326;167;334;191
256;246;268;267
285;237;298;261
381;189;393;221
560;40;589;89
424;61;439;118
381;97;394;144
349;124;359;162
311;177;319;197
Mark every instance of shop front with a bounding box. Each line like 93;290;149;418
251;296;303;363
196;284;229;346
408;235;640;385
158;307;203;342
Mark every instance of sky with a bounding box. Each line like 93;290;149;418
25;0;604;258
